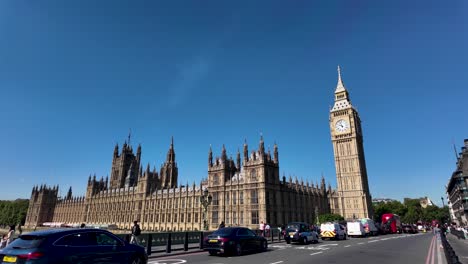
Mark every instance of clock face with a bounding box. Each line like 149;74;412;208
335;119;349;132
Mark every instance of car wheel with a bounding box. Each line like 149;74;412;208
286;239;291;244
261;240;268;252
209;250;217;256
235;243;242;256
130;256;143;264
302;237;308;245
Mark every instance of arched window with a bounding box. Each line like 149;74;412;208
250;169;257;181
213;173;219;185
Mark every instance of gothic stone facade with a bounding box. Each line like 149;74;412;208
25;137;330;231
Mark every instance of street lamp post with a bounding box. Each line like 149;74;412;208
200;188;212;231
441;196;445;207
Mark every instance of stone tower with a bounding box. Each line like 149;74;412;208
329;66;373;220
24;185;59;228
159;137;178;189
109;138;141;189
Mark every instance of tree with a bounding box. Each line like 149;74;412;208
318;213;344;224
0;199;29;227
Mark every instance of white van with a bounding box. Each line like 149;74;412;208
347;222;366;237
360;218;379;236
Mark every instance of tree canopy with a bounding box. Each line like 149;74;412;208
373;199;449;224
0;199;29;227
318;213;344;224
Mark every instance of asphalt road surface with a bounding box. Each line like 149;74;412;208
148;233;446;264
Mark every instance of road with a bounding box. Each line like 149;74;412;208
148;233;446;264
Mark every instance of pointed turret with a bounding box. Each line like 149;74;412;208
236;148;241;169
274;142;279;163
114;143;119;157
221;144;227;161
66;186;72;200
259;134;265;155
243;139;249;162
208;145;213;167
320;176;326;191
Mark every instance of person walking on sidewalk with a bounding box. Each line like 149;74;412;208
130;220;141;245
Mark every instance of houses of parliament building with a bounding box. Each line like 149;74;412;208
25;67;373;231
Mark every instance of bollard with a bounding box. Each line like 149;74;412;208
166;233;172;254
146;234;152;256
184;232;189;251
199;231;204;249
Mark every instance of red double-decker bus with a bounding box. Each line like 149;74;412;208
381;213;402;234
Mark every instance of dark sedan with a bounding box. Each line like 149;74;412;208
204;227;267;256
402;225;418;234
0;228;147;264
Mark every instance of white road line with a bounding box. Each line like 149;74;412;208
368;240;378;243
310;252;323;256
344;245;351;247
270;261;284;264
358;242;364;245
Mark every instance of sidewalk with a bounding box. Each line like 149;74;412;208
446;233;468;264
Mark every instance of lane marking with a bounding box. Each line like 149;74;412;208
425;235;435;264
148;259;187;264
344;245;351;248
310;252;323;256
368;240;378;243
358;242;364;245
270;261;284;264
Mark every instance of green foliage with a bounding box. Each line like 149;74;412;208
0;199;29;227
318;213;344;223
372;199;450;224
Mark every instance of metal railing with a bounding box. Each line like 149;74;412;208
116;228;286;256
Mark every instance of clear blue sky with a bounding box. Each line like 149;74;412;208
1;1;467;205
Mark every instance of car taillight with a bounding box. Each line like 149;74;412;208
18;252;44;260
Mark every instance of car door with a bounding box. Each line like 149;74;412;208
236;228;251;251
91;231;130;264
53;232;103;264
246;229;260;250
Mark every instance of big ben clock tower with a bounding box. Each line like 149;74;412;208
330;66;373;220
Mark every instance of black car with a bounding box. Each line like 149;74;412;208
402;225;418;234
0;228;147;264
204;227;268;256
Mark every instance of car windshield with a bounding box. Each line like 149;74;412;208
287;224;300;230
321;224;336;231
9;235;46;249
211;228;234;236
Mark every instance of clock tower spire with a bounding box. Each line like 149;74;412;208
329;66;373;220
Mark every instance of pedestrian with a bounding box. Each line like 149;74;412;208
259;221;265;236
265;223;271;237
219;221;225;229
0;234;7;249
130;220;141;245
80;223;86;228
6;225;15;246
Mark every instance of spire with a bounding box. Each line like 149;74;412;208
274;142;279;163
128;129;132;146
166;137;176;163
208;144;213;167
221;144;227;161
335;65;346;93
236;148;241;169
114;143;119;157
243;139;249;162
259;134;265;154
